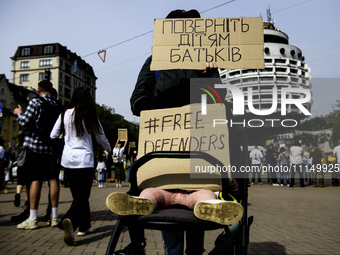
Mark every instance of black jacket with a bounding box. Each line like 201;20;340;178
130;56;221;116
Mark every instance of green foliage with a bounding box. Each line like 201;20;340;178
331;112;340;147
297;116;332;131
96;104;139;150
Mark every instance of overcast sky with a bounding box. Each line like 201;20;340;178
1;0;339;122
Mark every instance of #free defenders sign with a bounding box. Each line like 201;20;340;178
136;104;230;191
151;17;265;70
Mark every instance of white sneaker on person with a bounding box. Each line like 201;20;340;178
77;229;90;236
194;199;243;225
106;192;154;216
17;218;38;230
272;183;280;186
62;218;74;245
47;217;59;227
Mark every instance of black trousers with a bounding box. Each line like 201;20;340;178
58;167;94;232
290;164;305;187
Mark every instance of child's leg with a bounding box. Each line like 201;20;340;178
140;188;173;209
187;190;216;209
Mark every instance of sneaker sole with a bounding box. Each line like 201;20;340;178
194;201;243;225
106;192;154;216
62;219;74;245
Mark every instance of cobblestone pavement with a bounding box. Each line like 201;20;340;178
0;178;339;255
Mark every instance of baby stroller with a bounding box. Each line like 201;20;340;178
105;84;253;254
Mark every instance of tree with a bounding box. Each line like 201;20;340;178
331;112;340;147
96;104;139;150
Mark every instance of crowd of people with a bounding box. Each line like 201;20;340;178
249;140;339;188
2;7;339;255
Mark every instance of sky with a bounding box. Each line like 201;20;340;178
0;0;339;122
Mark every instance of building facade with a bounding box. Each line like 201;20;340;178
0;74;38;146
11;43;97;106
219;14;312;145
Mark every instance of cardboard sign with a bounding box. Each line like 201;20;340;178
137;104;230;190
118;128;128;141
151;17;264;70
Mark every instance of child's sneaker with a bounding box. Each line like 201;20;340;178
106;192;154;216
194;200;243;225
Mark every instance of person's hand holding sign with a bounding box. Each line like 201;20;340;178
202;62;218;76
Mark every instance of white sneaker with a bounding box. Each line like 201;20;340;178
272;183;280;186
194;200;243;225
62;218;74;245
77;229;90;236
119;184;122;187
106;192;154;216
47;217;59;227
17;218;38;230
259;182;263;185
251;182;255;185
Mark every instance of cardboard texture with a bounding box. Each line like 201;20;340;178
151;17;264;70
118;129;128;141
137;103;230;191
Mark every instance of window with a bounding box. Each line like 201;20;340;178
20;61;30;69
39;59;53;67
43;45;54;54
20;74;29;82
21;47;31;56
39;72;52;80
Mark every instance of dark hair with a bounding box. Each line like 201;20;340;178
166;9;200;19
67;87;102;137
280;147;286;153
38;80;53;93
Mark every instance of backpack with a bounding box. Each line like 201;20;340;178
36;97;62;142
112;148;120;163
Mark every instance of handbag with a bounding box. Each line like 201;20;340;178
51;113;65;170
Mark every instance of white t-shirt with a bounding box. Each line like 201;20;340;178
333;145;340;163
113;147;125;162
50;108;111;169
290;146;303;165
250;149;263;165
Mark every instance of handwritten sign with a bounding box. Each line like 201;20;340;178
150;17;264;70
118;128;128;141
137;104;230;190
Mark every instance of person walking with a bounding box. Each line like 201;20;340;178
250;146;264;185
278;147;290;186
266;143;280;186
290;141;305;188
50;87;111;245
112;138;127;187
13;80;61;230
310;143;324;187
96;150;107;188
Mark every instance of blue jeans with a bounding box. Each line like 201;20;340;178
251;164;262;183
280;164;290;185
162;230;205;255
